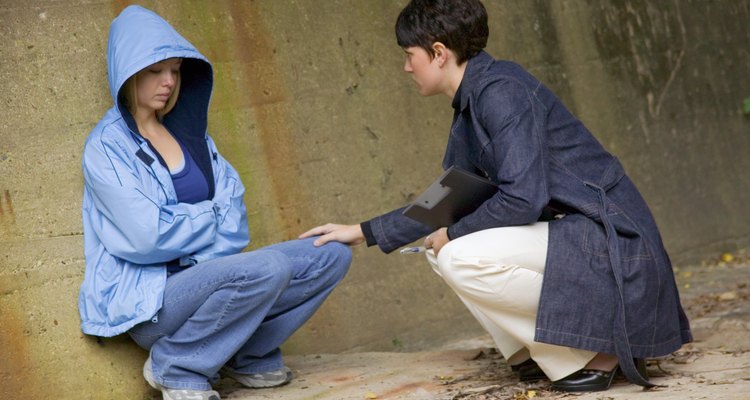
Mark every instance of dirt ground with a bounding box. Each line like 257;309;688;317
208;252;750;400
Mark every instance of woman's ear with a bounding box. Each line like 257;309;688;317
432;42;448;67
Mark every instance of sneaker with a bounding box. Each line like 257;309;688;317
221;365;293;388
143;356;222;400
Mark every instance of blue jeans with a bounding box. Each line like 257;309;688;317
128;237;352;390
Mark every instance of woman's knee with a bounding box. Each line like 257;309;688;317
232;249;294;288
315;241;353;281
434;242;502;297
326;241;353;268
434;241;467;286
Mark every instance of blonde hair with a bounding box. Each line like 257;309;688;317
121;68;181;120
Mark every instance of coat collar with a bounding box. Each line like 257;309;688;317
452;50;495;113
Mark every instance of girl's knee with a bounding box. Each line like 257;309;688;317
317;241;352;281
236;250;294;287
325;241;353;266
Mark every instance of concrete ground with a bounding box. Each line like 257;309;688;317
160;254;750;400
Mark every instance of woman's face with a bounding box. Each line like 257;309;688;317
402;46;442;96
135;58;182;113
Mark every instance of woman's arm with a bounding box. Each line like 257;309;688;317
447;79;549;240
83;132;219;264
183;136;250;265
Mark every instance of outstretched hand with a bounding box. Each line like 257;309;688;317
299;223;365;247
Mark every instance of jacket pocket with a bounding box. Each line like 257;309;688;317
581;204;653;262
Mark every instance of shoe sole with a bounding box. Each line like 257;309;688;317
552;369;617;392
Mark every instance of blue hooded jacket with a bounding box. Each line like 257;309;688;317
78;5;250;337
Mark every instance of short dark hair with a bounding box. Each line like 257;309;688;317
396;0;488;64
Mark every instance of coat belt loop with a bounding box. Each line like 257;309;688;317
583;181;655;388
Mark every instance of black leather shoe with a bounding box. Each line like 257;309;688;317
551;366;618;392
510;358;548;382
510;357;534;372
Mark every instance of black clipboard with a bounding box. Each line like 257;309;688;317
402;166;498;229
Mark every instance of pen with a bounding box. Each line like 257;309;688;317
399;246;426;254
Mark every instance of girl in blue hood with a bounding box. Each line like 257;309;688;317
78;6;351;399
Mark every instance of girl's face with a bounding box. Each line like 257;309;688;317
402;46;443;96
135;58;182;114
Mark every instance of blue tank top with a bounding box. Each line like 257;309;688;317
166;139;209;274
170;139;209;204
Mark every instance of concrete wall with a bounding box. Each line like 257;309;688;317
1;0;749;398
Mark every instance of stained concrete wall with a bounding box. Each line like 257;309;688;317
1;0;749;398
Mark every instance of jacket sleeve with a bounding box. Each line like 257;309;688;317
364;207;434;254
83;132;218;265
447;79;549;239
184;136;250;265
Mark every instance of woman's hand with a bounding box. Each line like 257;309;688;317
299;223;365;247
424;227;450;255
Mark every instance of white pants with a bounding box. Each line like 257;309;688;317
425;222;596;380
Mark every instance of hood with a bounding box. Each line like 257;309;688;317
107;5;213;137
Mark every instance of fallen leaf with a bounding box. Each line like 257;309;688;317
721;253;734;263
527;389;537;398
718;291;737;301
466;349;486;360
365;392;378;399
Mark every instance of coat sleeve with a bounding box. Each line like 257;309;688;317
184;136;250;265
83;132;218;265
447;79;549;239
364;206;434;254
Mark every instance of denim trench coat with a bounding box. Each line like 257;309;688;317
363;51;691;386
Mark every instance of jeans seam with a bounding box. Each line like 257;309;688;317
157;270;262;389
230;358;284;375
164;271;245;306
174;272;249;363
